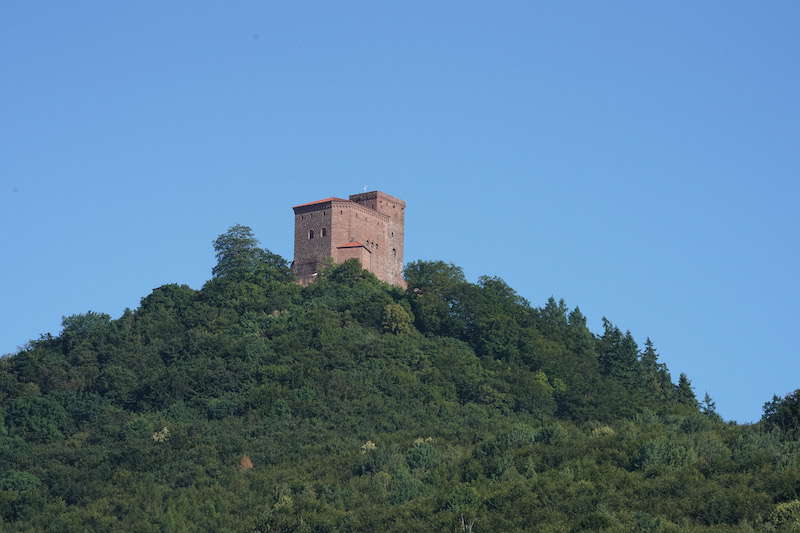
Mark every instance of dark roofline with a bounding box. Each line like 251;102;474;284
292;197;348;209
349;190;406;207
336;241;371;252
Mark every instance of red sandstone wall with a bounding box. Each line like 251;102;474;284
331;201;392;283
335;245;372;270
293;203;334;282
349;192;405;287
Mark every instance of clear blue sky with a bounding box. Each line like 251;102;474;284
1;1;797;423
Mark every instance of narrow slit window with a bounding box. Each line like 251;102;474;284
321;227;327;237
308;230;315;239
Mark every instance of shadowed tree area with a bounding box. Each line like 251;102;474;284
0;226;798;532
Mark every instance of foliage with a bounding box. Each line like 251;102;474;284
211;224;293;282
0;227;794;532
763;389;800;439
382;303;414;335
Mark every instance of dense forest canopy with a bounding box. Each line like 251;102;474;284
1;225;798;532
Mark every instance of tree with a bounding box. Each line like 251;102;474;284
61;311;111;340
212;224;261;279
564;306;594;357
701;393;720;420
403;260;469;336
0;470;41;492
675;373;697;408
6;395;68;442
639;338;659;374
212;224;292;282
540;297;568;338
60;311;112;353
403;260;466;292
382;303;414;335
598;319;637;381
762;389;800;439
639;338;672;401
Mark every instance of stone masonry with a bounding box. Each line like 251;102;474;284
291;191;406;287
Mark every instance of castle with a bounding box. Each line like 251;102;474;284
291;191;406;287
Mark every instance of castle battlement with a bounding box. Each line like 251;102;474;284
291;191;406;287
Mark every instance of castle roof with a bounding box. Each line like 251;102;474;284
292;197;347;209
336;241;370;251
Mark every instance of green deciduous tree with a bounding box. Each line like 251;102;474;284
212;224;260;278
0;470;41;492
212;224;292;282
382;303;414;335
404;260;469;336
6;395;68;442
404;260;465;292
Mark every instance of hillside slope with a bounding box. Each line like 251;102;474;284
1;227;798;532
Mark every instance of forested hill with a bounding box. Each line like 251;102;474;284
1;226;799;532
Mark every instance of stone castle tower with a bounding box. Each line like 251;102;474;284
291;191;406;287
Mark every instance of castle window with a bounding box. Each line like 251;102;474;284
392;248;396;257
321;227;327;237
308;230;315;239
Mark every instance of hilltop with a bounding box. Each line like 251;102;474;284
1;226;798;532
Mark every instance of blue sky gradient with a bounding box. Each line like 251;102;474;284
2;1;798;422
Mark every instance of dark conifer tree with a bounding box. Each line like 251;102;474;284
762;389;800;438
676;373;698;407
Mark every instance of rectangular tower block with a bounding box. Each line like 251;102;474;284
291;191;406;287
